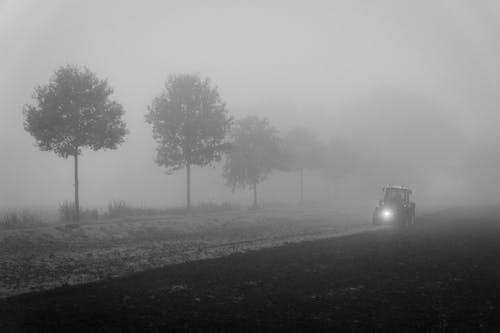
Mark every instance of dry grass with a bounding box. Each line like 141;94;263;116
105;201;238;219
58;201;99;222
0;211;44;228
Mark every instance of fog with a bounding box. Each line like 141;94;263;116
2;0;500;213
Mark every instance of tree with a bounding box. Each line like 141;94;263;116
23;65;128;222
145;74;231;212
223;116;284;208
284;127;324;203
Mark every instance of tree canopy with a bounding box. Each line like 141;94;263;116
24;65;127;158
146;74;231;171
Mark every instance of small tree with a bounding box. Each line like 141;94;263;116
145;74;231;212
223;116;284;208
284;127;323;203
23;65;128;222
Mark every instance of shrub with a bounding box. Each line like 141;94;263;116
104;201;237;218
163;202;237;215
106;201;163;218
0;211;43;228
194;201;235;213
59;201;77;222
84;208;99;221
59;201;98;222
107;201;132;218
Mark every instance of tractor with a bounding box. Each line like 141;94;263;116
373;185;415;227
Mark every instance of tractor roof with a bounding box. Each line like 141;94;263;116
383;185;412;192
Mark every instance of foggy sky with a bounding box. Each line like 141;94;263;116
2;0;500;211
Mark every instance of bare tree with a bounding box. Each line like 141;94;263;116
23;65;128;222
223;116;284;208
146;74;231;212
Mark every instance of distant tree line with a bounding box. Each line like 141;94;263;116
23;65;333;221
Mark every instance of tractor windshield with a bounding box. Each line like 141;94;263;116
384;188;407;203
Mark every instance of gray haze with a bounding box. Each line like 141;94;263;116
2;0;500;212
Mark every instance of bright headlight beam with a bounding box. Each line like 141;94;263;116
382;209;393;219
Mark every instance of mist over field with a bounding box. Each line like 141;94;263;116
4;3;500;331
2;0;500;213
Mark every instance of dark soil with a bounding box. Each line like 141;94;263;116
1;211;500;332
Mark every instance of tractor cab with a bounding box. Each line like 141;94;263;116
383;186;410;205
373;185;416;226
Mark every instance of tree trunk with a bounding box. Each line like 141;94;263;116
253;182;258;209
74;153;80;222
299;168;304;204
186;162;191;212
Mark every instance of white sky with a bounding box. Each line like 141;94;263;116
1;0;500;210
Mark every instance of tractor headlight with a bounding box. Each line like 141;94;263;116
381;209;393;219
